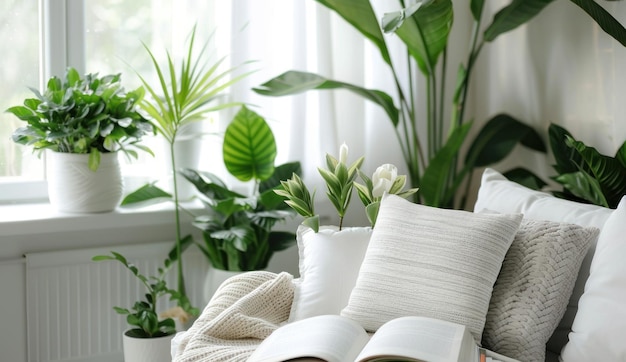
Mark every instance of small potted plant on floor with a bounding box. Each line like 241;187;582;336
5;67;154;213
92;251;198;362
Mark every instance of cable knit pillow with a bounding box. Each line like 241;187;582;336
482;219;598;362
341;194;522;341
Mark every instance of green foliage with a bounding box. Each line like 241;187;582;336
254;0;626;208
133;24;252;298
6;67;154;171
275;173;318;232
92;251;198;338
124;107;301;271
548;123;626;208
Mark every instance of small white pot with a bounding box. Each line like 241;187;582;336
47;151;123;213
122;331;174;362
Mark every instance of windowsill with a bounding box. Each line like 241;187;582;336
0;200;203;235
0;200;204;260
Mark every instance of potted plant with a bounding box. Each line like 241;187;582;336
127;24;253;303
92;251;198;362
254;0;626;210
5;67;154;213
126;106;301;300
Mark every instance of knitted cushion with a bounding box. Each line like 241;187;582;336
483;219;598;362
341;194;522;341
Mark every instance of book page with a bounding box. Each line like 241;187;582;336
248;315;370;362
356;316;477;362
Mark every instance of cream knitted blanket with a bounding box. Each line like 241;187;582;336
174;271;294;362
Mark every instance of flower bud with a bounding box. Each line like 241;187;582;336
339;143;349;165
372;163;399;198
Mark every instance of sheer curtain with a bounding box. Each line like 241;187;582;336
471;0;626;185
213;0;410;224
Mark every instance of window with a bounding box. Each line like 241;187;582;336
0;0;228;201
0;0;43;183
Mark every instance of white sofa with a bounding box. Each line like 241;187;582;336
173;168;626;362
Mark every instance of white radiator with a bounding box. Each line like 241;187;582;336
25;242;209;362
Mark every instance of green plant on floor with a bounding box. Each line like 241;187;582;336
130;25;253;297
254;0;626;209
6;67;154;171
126;106;301;271
92;251;199;338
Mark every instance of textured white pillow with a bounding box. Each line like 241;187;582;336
474;168;612;354
341;194;522;341
483;219;598;362
289;225;372;322
560;196;626;361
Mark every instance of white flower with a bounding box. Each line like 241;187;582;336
372;163;402;198
339;142;349;165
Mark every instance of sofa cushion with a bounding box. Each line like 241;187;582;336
482;218;598;362
560;196;626;361
473;168;612;354
289;225;371;322
341;193;522;341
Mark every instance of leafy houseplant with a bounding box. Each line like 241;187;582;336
276;143;418;232
540;123;626;209
126;106;301;272
131;25;253;296
92;251;198;362
254;0;626;209
5;67;154;213
6;67;153;171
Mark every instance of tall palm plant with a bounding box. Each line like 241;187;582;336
133;25;253;298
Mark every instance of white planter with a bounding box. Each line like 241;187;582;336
122;331;174;362
203;268;244;304
47;151;123;213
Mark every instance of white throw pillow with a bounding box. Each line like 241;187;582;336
560;196;626;361
483;219;598;362
341;194;522;341
289;225;372;322
473;168;612;354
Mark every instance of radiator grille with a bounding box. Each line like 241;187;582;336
26;242;208;362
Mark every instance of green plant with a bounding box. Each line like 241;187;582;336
132;25;253;295
546;123;626;208
125;106;301;271
254;0;626;209
92;251;198;338
6;67;154;171
276;143;417;231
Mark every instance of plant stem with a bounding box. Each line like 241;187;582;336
169;140;186;297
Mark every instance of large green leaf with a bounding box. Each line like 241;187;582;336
223;106;277;182
421;122;472;207
120;183;172;206
315;0;391;65
465;114;546;168
565;137;626;208
253;71;399;127
555;171;609;207
484;0;555;42
471;0;486;21
503;167;548;190
382;0;453;75
569;0;626;47
548;123;581;175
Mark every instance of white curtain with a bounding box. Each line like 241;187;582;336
472;0;626;183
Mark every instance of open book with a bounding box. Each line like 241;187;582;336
248;315;519;362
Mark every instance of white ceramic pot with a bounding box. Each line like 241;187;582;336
203;268;244;303
47;151;123;213
122;331;174;362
